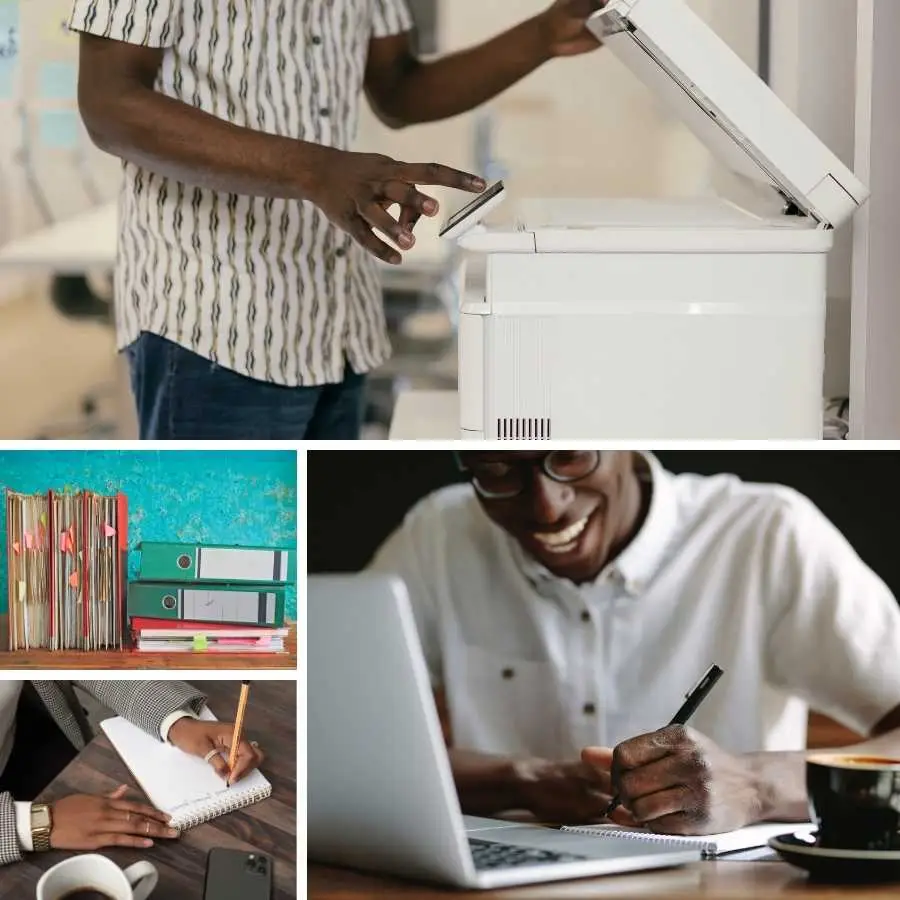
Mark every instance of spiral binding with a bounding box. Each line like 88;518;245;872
560;826;715;854
170;784;272;830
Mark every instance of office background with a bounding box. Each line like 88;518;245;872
3;0;867;440
1;449;298;616
307;450;900;606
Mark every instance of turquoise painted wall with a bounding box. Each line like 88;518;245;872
1;450;297;618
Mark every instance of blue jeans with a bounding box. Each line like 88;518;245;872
124;332;366;440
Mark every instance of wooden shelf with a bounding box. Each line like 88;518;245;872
0;614;297;669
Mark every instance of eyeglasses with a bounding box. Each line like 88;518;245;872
455;451;602;499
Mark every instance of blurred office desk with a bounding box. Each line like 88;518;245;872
0;614;297;670
0;680;296;900
309;861;897;899
0;203;118;272
389;390;459;439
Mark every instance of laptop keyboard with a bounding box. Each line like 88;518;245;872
469;838;587;870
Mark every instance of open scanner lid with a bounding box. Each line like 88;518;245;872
586;0;869;230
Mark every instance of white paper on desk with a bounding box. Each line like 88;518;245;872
99;707;272;830
560;822;815;857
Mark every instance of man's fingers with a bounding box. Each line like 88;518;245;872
392;161;486;193
204;749;231;782
348;218;402;265
381;181;439;218
94;832;157;849
398;206;422;232
629;785;693;826
359;202;415;250
105;784;129;800
108;799;172;825
99;815;178;839
228;740;263;785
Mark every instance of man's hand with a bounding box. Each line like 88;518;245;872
50;786;178;850
585;726;764;835
537;0;605;58
514;751;637;825
306;146;486;265
168;717;265;786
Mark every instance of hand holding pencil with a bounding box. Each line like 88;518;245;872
167;681;265;785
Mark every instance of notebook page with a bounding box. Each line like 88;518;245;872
560;822;812;855
99;708;271;822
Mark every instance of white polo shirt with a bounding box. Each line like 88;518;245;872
368;453;900;761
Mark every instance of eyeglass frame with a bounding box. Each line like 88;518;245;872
453;450;603;499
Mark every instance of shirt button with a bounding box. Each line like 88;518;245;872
580;610;591;623
502;667;515;680
335;247;346;258
583;702;596;716
320;107;330;117
312;35;322;45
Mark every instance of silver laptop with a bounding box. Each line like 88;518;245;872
308;573;700;889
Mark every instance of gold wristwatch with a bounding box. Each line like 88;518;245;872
30;804;52;852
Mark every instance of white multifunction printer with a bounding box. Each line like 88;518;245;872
439;0;870;441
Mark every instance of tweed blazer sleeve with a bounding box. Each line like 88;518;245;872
75;681;207;739
0;793;22;866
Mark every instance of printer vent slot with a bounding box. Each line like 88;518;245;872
496;418;552;440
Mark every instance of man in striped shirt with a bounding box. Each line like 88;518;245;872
69;1;603;440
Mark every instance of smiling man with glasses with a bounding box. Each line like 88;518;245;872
367;450;900;836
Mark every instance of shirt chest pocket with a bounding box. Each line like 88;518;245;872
449;644;562;760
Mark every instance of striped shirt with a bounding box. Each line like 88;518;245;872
68;0;413;387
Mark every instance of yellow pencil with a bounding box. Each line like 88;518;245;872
228;681;251;778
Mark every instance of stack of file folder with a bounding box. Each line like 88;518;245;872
128;542;295;653
5;489;128;651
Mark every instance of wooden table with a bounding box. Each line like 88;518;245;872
0;614;297;670
309;859;900;899
0;680;296;899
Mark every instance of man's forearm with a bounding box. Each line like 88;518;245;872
80;86;329;200
743;727;900;823
449;749;535;816
383;17;552;126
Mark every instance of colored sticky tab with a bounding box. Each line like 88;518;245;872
192;635;208;651
39;512;47;527
103;523;116;538
16;581;24;602
60;531;69;553
12;541;19;555
68;571;79;589
24;531;33;550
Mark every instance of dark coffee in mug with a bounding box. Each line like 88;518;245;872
807;754;900;851
58;890;114;900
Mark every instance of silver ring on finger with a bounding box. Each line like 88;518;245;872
203;749;218;763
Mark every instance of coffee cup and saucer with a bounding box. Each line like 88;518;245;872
768;753;900;883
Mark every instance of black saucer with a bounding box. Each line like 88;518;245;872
769;831;900;884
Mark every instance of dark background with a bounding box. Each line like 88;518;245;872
307;451;899;601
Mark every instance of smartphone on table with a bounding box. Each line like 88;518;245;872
203;848;273;900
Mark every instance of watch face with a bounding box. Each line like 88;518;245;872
32;807;50;829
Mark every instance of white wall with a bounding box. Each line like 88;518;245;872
768;0;858;398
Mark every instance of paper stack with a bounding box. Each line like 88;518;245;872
5;489;128;650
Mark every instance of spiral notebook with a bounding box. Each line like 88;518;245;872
560;822;812;858
100;708;272;830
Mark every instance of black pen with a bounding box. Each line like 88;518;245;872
603;664;724;818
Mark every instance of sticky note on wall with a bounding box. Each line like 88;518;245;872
39;60;76;101
0;0;19;101
38;109;79;150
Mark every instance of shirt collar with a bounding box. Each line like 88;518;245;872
508;451;678;596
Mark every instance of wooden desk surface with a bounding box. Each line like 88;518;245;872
0;681;296;899
309;859;900;899
0;614;297;669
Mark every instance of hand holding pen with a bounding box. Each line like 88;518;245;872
600;664;724;820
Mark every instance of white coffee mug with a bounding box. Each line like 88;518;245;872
36;854;158;900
